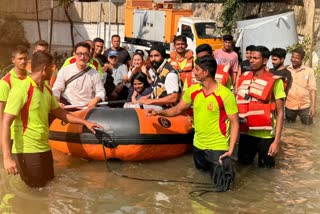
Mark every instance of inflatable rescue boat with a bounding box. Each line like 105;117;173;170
49;107;194;161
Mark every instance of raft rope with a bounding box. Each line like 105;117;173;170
96;129;230;196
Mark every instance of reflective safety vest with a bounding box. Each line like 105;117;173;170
215;64;230;86
185;64;230;88
236;71;282;133
151;63;181;99
169;49;194;84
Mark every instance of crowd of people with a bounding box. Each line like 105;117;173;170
0;33;317;190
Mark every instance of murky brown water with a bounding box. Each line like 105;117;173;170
1;89;320;214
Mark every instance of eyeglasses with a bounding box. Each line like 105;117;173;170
75;52;90;57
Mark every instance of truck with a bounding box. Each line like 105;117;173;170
124;0;223;54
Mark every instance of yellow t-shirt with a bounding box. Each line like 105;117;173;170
5;77;59;153
183;82;238;150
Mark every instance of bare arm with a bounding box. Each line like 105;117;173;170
51;108;102;134
219;113;239;160
309;90;317;117
0;101;5;143
268;98;285;156
87;96;102;108
146;99;191;117
1;113;18;175
139;93;179;106
235;66;242;92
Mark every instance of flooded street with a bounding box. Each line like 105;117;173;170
1;91;320;213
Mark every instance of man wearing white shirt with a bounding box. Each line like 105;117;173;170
52;42;105;108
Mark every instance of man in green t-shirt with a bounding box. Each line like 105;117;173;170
146;55;239;191
1;51;102;188
0;45;29;147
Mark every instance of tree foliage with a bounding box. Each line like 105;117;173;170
0;15;29;75
219;0;240;35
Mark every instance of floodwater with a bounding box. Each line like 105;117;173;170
1;92;320;214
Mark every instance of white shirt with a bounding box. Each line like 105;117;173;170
52;63;105;106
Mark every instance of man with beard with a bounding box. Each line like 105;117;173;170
139;44;181;108
270;48;292;95
285;47;317;125
168;35;194;84
236;46;286;168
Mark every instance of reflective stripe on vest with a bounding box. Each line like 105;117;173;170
169;50;194;83
215;65;230;86
236;71;278;132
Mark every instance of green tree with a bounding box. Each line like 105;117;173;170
0;15;29;77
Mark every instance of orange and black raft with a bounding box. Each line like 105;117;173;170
49;107;194;161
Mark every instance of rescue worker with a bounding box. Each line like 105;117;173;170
146;55;239;191
183;44;232;90
168;35;194;85
236;46;286;168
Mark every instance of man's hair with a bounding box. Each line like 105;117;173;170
34;40;49;48
174;35;187;44
254;45;270;59
222;34;233;41
271;48;286;59
196;44;213;55
31;51;53;71
74;42;91;52
93;37;104;44
195;55;217;78
11;45;28;57
111;34;120;40
246;45;256;52
292;47;305;59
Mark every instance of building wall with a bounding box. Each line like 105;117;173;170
0;0;125;23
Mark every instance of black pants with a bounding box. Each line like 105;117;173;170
238;134;275;168
193;146;234;191
285;107;313;125
14;150;54;187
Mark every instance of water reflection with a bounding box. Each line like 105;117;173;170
0;90;320;213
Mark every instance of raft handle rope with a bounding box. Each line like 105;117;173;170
94;128;230;196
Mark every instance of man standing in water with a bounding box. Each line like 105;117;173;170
147;55;239;191
2;51;102;187
285;47;317;125
0;45;29;145
236;46;286;168
270;48;292;95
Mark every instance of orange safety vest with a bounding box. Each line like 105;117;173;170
185;64;230;88
169;49;194;84
215;64;230;86
236;70;281;133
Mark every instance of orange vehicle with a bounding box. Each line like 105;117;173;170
124;0;223;54
49;108;193;161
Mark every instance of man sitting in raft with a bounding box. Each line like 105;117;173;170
52;42;105;109
146;55;239;191
127;44;181;110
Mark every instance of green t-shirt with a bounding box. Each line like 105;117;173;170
247;79;286;139
62;56;103;79
0;68;28;102
183;82;238;150
4;77;60;153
